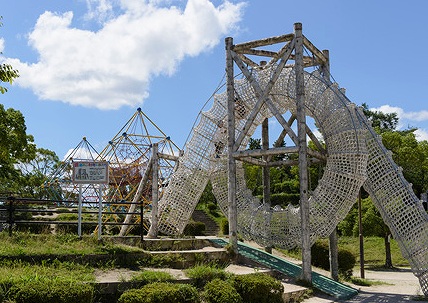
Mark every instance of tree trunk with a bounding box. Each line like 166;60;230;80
384;233;393;268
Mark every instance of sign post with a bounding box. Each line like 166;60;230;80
72;161;109;239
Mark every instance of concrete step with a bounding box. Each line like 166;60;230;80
191;209;219;236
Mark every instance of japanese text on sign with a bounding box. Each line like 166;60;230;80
72;161;109;184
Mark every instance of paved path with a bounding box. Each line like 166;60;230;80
303;268;423;303
243;240;425;302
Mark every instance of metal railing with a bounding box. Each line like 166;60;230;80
0;196;147;241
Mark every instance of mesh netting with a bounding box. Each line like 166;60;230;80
156;65;428;295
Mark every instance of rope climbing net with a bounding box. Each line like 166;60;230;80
155;64;428;295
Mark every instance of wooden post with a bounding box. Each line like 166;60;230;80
97;185;103;240
321;48;339;281
329;228;339;281
295;22;312;284
226;36;238;255
120;157;153;236
78;185;83;237
262;117;272;253
148;143;159;238
7;196;14;237
358;188;365;278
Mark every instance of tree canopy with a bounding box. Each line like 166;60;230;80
0;104;37;193
0;17;20;94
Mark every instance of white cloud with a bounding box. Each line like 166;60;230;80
415;128;428;142
0;38;4;53
6;0;245;110
84;0;116;23
371;105;428;123
371;104;428;141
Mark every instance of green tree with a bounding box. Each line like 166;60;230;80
1;17;20;94
17;148;60;198
381;129;426;195
361;103;398;132
0;104;36;193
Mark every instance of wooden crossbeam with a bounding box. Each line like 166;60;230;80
233;34;294;52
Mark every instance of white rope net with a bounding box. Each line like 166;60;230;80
156;65;428;295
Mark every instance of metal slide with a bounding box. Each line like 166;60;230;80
210;238;358;300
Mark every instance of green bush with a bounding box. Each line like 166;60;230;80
185;264;230;289
9;280;94;303
204;278;242;303
220;218;229;235
311;240;356;279
232;273;284;303
183;220;205;236
269;193;300;208
206;202;217;213
130;270;173;284
118;282;200;303
338;247;356;279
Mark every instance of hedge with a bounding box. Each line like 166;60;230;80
118;282;200;303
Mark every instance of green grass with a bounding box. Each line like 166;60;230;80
338;236;409;267
0;259;95;284
280;236;409;269
0;232;144;256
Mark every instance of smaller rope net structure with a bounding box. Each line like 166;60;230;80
43;137;102;205
155;65;428;295
44;108;180;235
97;108;179;233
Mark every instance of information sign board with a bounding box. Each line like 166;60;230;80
72;161;109;184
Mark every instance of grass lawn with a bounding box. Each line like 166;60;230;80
0;232;143;256
338;236;409;268
280;236;409;269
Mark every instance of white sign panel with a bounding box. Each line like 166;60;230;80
72;161;109;184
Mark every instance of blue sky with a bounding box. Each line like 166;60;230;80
1;0;428;159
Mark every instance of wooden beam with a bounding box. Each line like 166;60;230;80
274;115;296;148
266;96;299;146
307;149;327;161
238;53;258;68
147;143;159;238
232;39;296;150
238;156;267;166
233;146;299;159
295;22;312;285
305;125;326;155
233;33;295;52
158;153;179;161
226;36;238;255
302;35;328;66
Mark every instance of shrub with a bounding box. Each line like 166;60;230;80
118;282;200;303
130;270;173;284
185;264;230;289
270;192;300;207
232;273;284;303
183;220;205;236
220;218;229;235
204;278;242;303
206;202;218;213
338;247;356;279
311;240;356;279
9;280;94;303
